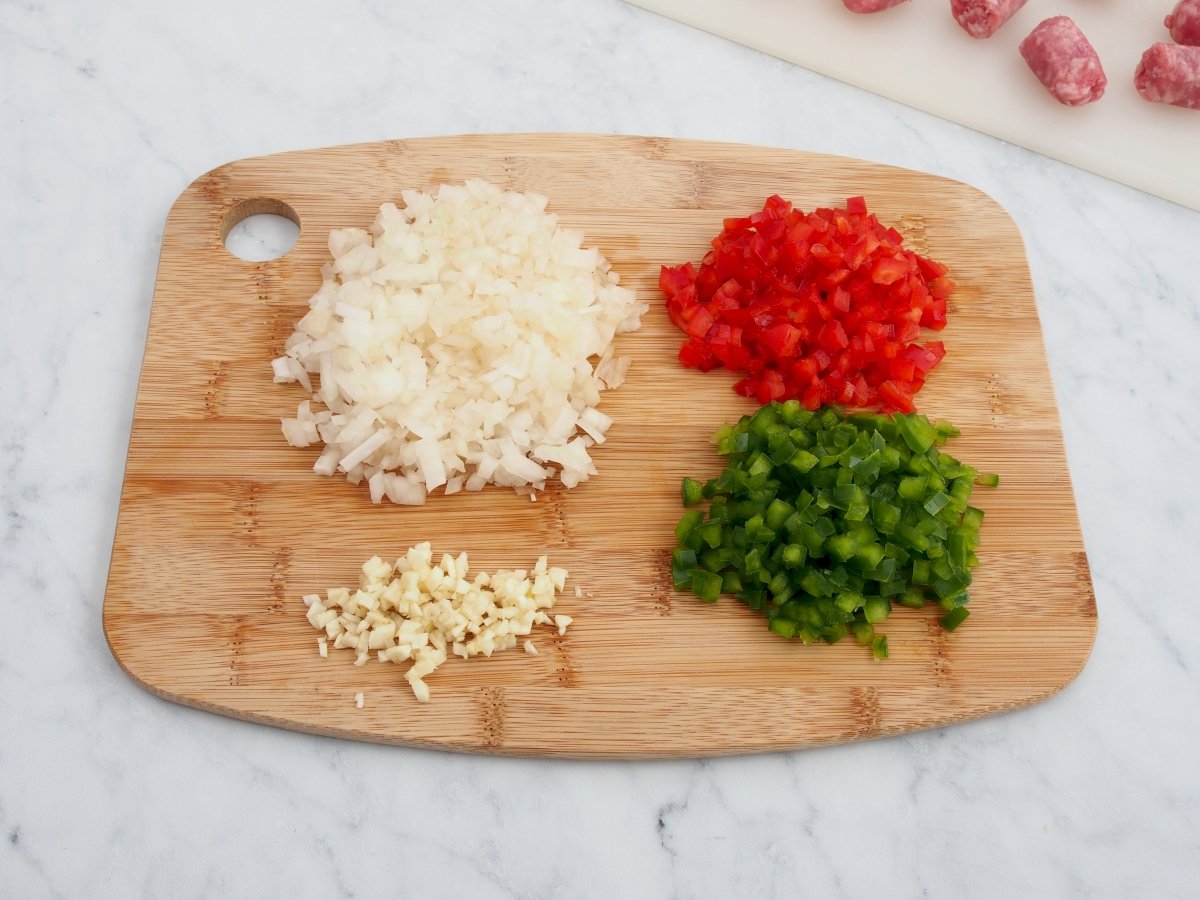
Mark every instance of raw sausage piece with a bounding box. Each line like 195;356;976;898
950;0;1028;39
1165;0;1200;46
842;0;909;12
1136;42;1200;109
1019;17;1107;107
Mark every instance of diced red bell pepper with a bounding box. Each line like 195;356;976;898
678;338;715;371
818;321;849;352
659;195;954;412
760;322;803;359
878;379;915;413
683;305;716;340
916;254;948;279
659;263;695;295
871;257;909;286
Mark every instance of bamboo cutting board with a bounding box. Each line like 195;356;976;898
103;134;1096;758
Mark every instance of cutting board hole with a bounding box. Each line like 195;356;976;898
222;199;300;262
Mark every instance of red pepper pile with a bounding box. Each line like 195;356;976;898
660;195;954;412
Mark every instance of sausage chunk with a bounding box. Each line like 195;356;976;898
1165;1;1200;46
1136;42;1200;109
950;0;1028;39
842;0;909;12
1019;17;1107;106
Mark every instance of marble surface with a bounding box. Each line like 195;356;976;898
3;1;1198;897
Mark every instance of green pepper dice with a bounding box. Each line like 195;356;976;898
671;403;998;656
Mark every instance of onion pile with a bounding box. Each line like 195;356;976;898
272;179;646;504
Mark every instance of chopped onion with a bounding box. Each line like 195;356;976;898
273;179;647;502
594;352;632;390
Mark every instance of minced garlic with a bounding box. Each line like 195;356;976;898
304;543;568;702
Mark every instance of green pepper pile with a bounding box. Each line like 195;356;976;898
673;402;999;658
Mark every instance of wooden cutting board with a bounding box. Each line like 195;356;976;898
103;134;1096;758
629;0;1200;213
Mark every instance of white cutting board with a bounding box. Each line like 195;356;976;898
629;0;1200;212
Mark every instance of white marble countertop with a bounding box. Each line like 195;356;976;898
4;2;1198;897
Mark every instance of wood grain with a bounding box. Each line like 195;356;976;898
103;134;1096;758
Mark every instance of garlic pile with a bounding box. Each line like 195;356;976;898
304;542;569;702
